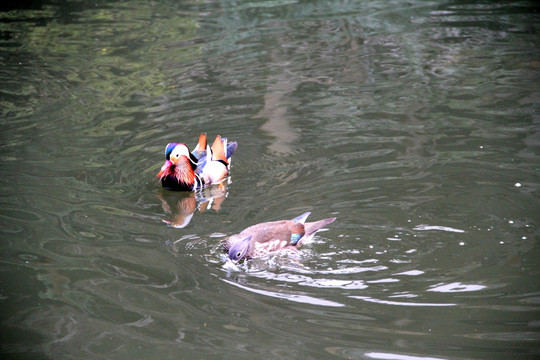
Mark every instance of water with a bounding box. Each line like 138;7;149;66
1;0;539;359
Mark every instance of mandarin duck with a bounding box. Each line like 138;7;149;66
225;212;336;265
157;133;237;191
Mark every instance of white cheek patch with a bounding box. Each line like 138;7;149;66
173;145;190;158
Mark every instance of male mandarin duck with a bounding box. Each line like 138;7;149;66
225;212;336;265
157;133;237;191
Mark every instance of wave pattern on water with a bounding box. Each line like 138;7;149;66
1;0;539;359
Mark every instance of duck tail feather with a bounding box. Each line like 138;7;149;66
304;217;336;236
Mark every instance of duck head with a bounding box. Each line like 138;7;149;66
157;143;191;177
157;143;198;190
227;235;253;264
166;143;199;167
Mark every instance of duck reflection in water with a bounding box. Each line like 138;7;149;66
158;183;229;228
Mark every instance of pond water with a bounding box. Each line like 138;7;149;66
1;0;539;359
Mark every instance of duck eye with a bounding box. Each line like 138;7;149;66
236;252;242;258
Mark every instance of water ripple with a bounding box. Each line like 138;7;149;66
222;278;345;308
350;296;456;307
1;1;538;359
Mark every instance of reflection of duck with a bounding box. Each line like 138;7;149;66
225;212;336;264
157;133;237;191
158;184;229;228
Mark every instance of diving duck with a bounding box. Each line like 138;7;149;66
157;133;238;191
225;212;336;265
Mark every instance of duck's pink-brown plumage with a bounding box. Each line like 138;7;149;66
225;213;336;262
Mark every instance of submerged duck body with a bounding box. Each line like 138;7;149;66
157;133;237;191
225;212;336;264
